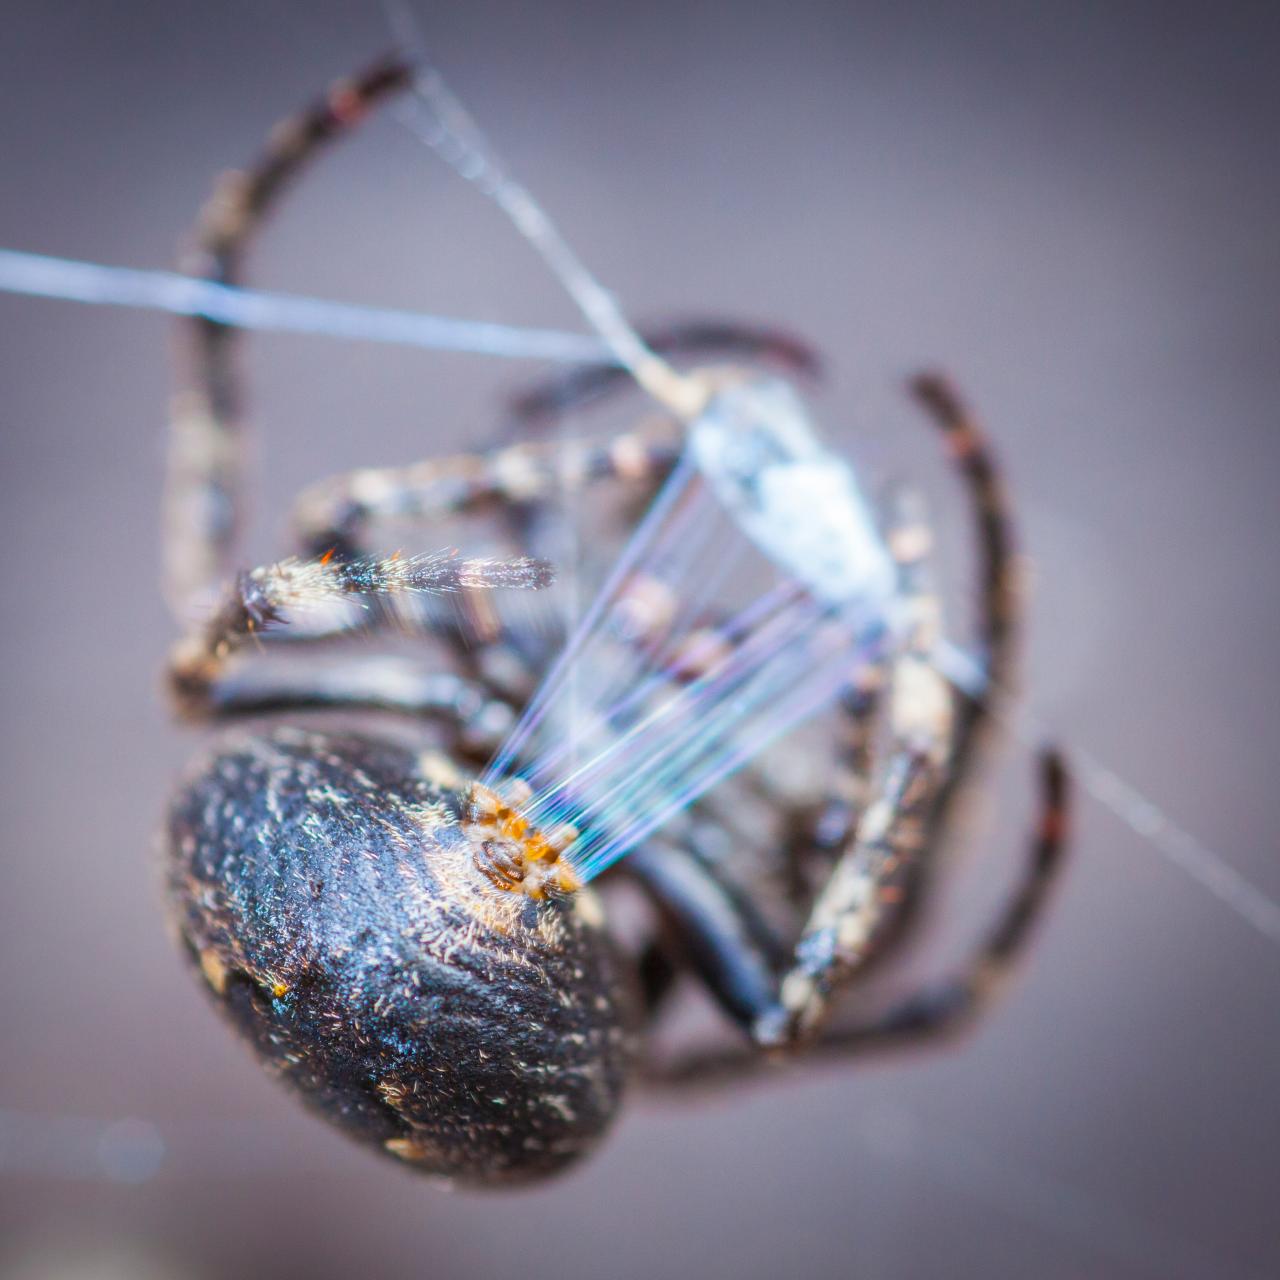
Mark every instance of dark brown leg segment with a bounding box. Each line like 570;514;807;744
165;58;414;619
642;751;1069;1087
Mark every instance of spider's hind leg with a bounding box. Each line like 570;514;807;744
821;749;1069;1053
624;492;954;1049
760;491;955;1044
641;751;1069;1087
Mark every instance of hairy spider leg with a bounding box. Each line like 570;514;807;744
290;425;683;565
910;372;1019;705
644;750;1069;1085
870;372;1027;954
621;489;953;1045
176;657;522;757
624;382;1068;1057
505;320;822;430
766;488;954;1041
165;56;414;623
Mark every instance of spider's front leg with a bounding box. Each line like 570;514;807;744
167;550;547;753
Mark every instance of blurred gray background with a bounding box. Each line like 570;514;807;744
1;2;1277;1277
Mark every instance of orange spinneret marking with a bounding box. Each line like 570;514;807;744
463;782;581;897
522;833;553;863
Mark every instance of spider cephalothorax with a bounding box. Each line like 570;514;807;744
161;58;1068;1186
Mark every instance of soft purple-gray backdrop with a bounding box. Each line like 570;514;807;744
2;2;1277;1277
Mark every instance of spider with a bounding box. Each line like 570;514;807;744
161;57;1070;1188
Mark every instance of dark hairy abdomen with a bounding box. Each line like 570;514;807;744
165;726;637;1184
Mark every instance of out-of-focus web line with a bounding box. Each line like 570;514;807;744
937;643;1280;949
383;0;704;419
0;247;612;362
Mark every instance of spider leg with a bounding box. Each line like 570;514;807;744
640;750;1069;1087
506;319;821;429
167;549;547;724
623;493;953;1046
176;657;517;759
909;371;1020;811
814;749;1069;1053
758;490;956;1045
911;373;1017;695
627;839;787;1029
636;938;682;1017
847;373;1027;963
290;424;683;561
780;655;890;901
165;57;413;621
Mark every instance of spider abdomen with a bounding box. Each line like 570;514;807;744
164;726;637;1185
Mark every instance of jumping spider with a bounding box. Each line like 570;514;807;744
162;58;1068;1187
